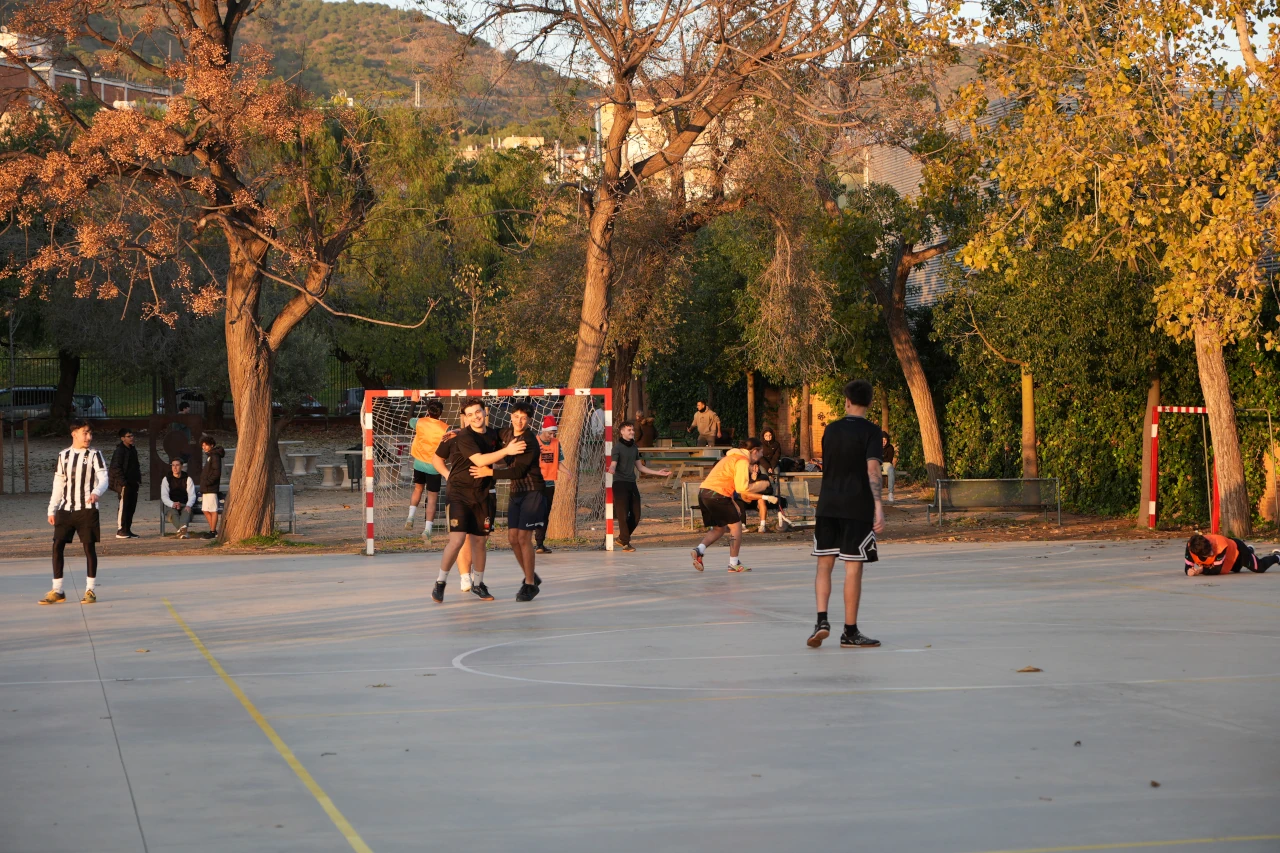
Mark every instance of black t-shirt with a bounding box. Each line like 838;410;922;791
882;440;895;465
815;416;882;521
443;427;500;499
495;426;543;493
611;440;639;482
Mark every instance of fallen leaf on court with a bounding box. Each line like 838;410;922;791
135;649;149;653
752;774;761;778
321;752;336;757
1074;741;1082;747
342;505;351;509
369;683;390;688
1017;666;1042;673
1039;797;1052;801
925;644;932;648
1150;780;1160;788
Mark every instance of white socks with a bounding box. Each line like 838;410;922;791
695;544;706;556
729;556;740;567
86;577;96;591
52;578;64;593
460;572;473;592
436;569;449;583
423;520;433;536
407;506;418;520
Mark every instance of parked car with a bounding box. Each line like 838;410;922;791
156;387;326;417
0;385;56;420
155;387;210;415
73;394;108;418
337;387;366;417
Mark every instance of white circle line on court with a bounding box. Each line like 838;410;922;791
451;622;1280;694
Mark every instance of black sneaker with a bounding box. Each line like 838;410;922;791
840;629;881;648
470;582;495;601
807;621;831;648
533;572;542;587
115;532;130;539
515;583;540;602
620;543;636;552
431;581;446;604
535;545;550;554
127;532;141;539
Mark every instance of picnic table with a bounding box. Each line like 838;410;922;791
277;440;303;467
637;446;725;459
287;452;319;476
641;455;719;491
317;463;344;488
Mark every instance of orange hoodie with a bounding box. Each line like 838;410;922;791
699;448;751;498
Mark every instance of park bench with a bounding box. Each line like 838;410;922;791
926;478;1061;527
158;483;296;536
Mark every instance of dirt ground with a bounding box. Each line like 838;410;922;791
0;421;1237;561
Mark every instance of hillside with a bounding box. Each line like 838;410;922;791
239;0;587;137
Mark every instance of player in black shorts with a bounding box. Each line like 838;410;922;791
428;399;525;604
807;380;884;648
471;401;546;601
40;419;109;605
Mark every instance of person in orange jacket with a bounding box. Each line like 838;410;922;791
690;437;773;572
1184;532;1280;576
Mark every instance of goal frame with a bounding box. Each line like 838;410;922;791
1147;405;1218;532
361;388;614;555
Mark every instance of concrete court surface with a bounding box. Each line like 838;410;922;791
1;539;1278;853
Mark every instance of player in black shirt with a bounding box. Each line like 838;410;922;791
471;401;546;601
428;399;525;603
807;380;884;649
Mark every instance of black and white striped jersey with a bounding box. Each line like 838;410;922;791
48;447;110;514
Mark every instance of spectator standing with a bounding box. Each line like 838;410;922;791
109;427;142;539
608;421;670;552
161;458;197;538
636;411;657;447
761;428;782;474
881;431;896;503
535;416;562;554
39;419;109;605
687;401;721;447
198;435;224;539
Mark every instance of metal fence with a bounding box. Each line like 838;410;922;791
2;356;360;419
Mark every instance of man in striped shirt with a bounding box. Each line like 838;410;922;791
40;419;109;605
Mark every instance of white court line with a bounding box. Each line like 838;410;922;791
452;623;1280;693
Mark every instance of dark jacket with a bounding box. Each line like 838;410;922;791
761;438;783;472
108;441;141;491
200;445;225;491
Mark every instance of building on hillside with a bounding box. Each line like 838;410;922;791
0;29;170;112
458;135;594;180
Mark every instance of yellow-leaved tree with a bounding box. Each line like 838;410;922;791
956;0;1280;535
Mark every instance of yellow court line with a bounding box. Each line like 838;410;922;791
163;599;374;853
966;834;1280;853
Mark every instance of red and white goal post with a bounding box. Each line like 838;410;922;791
361;388;614;555
1147;405;1219;532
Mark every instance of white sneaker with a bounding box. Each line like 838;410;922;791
422;524;432;538
887;495;895;503
404;517;415;530
459;573;473;593
758;522;767;534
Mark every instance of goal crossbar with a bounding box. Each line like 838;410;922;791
361;388;614;554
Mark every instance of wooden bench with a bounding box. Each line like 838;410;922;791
927;478;1061;526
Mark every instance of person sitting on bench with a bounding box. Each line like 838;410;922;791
161;458;197;539
1184;532;1280;576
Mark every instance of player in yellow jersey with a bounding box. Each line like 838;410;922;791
405;400;450;537
691;438;773;572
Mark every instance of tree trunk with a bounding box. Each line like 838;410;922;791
160;374;179;417
354;365;386;391
880;386;890;433
207;391;228;431
799;383;812;459
546;194;620;540
220;248;276;543
1257;440;1278;526
882;303;946;484
1193;322;1249;537
1020;368;1037;478
776;387;794;455
609;339;637;424
50;349;80;421
1137;375;1160;528
746;371;756;437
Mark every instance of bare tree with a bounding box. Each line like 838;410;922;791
470;0;954;537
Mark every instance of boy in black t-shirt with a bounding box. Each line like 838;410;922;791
807;380;884;649
428;399;525;604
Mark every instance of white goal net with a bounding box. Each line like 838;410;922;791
361;389;612;554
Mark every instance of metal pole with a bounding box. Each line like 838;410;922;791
0;417;5;494
23;417;29;493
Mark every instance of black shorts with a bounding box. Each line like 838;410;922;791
699;489;742;528
53;508;101;545
812;515;877;563
413;469;442;492
447;493;494;536
508;489;549;531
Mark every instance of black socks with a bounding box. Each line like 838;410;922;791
817;611;828;624
845;623;857;634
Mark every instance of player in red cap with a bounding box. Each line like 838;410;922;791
535;415;562;553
